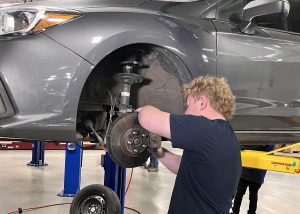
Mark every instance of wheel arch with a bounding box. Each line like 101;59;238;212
75;42;192;132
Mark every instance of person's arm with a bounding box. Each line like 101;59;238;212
156;147;181;174
138;105;171;139
138;105;181;173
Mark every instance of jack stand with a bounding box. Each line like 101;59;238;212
27;141;48;166
58;141;83;197
104;153;126;214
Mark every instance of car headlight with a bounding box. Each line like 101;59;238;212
0;5;82;36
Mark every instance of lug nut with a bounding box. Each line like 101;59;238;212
132;131;137;135
127;141;132;145
133;149;138;153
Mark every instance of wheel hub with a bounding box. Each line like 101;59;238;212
106;112;151;167
124;128;148;154
80;195;106;214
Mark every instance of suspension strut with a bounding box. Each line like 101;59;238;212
102;60;152;167
113;61;144;113
82;61;146;150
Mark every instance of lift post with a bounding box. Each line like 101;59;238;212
58;141;83;197
27;141;48;166
241;142;300;174
103;153;126;214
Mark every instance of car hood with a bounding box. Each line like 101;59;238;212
23;0;151;9
1;0;213;18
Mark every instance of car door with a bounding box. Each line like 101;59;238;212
212;0;300;142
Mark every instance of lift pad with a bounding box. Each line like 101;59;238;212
241;142;300;174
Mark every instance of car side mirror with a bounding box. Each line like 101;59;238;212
239;0;290;34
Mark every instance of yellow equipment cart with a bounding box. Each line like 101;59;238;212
241;142;300;174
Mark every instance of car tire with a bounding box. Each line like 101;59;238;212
69;184;121;214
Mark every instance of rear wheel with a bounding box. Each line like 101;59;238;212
70;184;121;214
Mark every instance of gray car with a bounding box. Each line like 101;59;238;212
0;0;300;167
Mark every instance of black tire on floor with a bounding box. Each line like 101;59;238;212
69;184;121;214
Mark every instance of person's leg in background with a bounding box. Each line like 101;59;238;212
247;182;262;214
147;154;159;172
231;179;249;214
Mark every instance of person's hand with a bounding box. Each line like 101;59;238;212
148;133;164;157
148;133;161;150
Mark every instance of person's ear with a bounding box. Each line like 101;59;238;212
198;95;208;110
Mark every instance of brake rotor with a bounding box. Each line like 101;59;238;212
106;112;151;168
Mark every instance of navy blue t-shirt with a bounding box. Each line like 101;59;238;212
168;114;241;214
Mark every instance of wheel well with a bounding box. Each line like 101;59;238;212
76;44;191;134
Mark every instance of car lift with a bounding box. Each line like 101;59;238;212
57;141;126;212
241;142;300;174
103;153;126;214
58;141;83;197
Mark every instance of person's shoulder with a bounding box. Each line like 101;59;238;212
171;114;209;122
207;119;234;137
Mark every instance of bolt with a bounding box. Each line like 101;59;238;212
133;149;138;153
132;131;137;135
142;144;147;148
127;141;132;145
142;133;146;137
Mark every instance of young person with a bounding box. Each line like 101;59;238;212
138;76;241;214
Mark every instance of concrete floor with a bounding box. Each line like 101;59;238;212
1;142;300;214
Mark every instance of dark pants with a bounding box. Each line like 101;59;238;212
150;154;159;167
232;178;262;214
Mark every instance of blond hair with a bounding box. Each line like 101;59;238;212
182;76;236;120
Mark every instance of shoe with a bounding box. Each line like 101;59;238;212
144;163;150;169
148;166;159;172
141;162;147;168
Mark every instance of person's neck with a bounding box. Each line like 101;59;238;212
196;111;225;121
208;114;226;120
